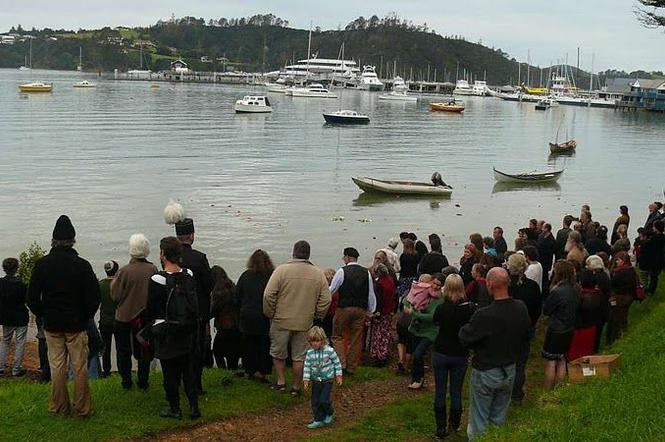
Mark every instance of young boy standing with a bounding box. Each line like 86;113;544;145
303;326;343;429
0;258;29;377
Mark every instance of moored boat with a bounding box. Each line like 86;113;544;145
431;101;465;113
493;167;564;184
323;110;369;124
18;82;53;93
352;176;453;196
549;140;577;154
234;95;272;113
73;80;96;88
290;83;337;98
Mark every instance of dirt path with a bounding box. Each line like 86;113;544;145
155;373;430;442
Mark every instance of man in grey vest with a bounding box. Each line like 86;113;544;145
329;247;376;375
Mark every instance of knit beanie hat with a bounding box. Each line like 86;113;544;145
52;215;76;240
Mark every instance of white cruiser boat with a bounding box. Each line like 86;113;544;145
357;66;384;91
379;77;417;102
234;95;273;113
472;80;489;96
453;79;473;95
266;57;360;82
73;80;97;88
290;83;337;98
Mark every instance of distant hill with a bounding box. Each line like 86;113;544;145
1;15;651;87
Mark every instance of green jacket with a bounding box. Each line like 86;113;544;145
406;298;444;342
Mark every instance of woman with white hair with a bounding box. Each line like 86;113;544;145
110;234;159;391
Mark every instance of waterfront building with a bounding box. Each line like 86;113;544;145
617;79;665;111
171;59;189;73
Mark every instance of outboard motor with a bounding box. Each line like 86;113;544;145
431;171;447;187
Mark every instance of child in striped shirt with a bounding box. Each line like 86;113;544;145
303;326;343;429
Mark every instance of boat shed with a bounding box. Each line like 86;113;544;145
617;79;665;112
170;59;189;73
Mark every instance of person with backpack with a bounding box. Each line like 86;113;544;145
145;237;200;420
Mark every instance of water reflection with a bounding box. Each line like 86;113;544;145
352;191;448;207
492;181;562;194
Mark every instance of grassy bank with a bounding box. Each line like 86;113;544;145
0;366;389;441
315;282;664;442
485;283;665;441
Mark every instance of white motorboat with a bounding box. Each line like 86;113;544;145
357;66;384;91
352;176;453;196
472;80;490;96
453;79;474;95
73;80;97;88
379;76;417;101
234;95;273;113
266;56;360;82
290;83;337;98
323;110;369;124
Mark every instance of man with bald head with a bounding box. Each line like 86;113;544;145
459;267;531;440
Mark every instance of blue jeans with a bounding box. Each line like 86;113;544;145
0;325;28;374
311;381;334;422
411;336;432;382
467;365;516;440
432;351;468;410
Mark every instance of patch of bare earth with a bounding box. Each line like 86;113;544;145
154;373;431;442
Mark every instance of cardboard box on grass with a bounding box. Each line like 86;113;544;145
568;354;621;384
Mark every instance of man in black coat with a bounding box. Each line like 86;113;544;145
643;220;665;294
418;234;449;275
173;215;213;395
27;215;100;417
554;215;574;260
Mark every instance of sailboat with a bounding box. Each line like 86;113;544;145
127;42;151;77
18;38;32;71
549;115;576;154
323;49;366;124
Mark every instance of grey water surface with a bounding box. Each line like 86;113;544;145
1;69;663;278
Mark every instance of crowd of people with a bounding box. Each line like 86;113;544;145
0;199;664;439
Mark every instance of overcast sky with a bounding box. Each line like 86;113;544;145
2;0;664;71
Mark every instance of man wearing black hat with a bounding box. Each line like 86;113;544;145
174;215;213;394
27;215;101;417
329;247;376;375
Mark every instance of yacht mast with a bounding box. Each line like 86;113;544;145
306;23;312;82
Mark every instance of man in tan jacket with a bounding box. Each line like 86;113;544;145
263;240;330;395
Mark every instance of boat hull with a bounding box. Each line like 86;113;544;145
323;114;369;124
493;168;563;184
549;141;577;154
431;103;465;113
234;103;272;113
378;93;417;102
19;85;53;93
291;91;338;98
352;177;453;196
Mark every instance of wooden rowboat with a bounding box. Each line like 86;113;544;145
430;102;465;113
549;139;577;154
352;176;453;196
493;167;564;184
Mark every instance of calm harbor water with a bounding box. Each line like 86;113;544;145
1;69;664;278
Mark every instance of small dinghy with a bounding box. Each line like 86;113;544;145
430;101;465;113
352;174;453;196
323;110;369;124
493;167;564;184
549;139;577;154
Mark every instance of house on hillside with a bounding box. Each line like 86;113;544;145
1;35;15;45
171;59;189;73
617;79;665;112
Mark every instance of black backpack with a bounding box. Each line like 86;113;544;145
162;270;199;334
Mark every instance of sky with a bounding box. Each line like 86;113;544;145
2;0;664;72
